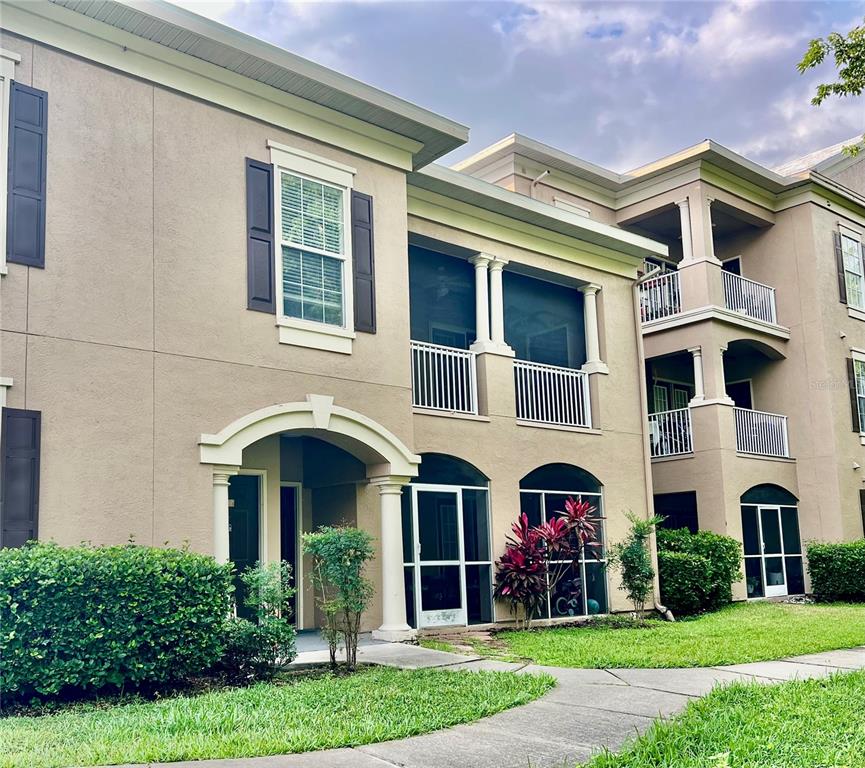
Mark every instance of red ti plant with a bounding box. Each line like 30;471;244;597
494;497;601;628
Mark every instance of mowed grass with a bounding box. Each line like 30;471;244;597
1;667;554;768
498;602;865;668
587;670;865;767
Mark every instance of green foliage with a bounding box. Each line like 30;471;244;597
807;540;865;602
588;671;865;768
0;667;554;767
798;19;865;155
608;513;662;612
0;542;232;701
656;528;742;616
218;561;297;681
302;526;375;670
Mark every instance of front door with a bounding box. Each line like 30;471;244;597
759;506;787;597
228;474;261;618
412;486;466;627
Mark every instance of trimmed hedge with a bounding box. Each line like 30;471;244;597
807;540;865;602
657;528;742;616
0;542;232;700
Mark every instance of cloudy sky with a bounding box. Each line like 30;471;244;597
174;0;864;172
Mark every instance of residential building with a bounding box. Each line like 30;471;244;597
0;0;665;636
457;133;865;599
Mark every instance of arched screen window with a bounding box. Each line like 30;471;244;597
740;484;798;506
411;453;488;486
519;463;606;619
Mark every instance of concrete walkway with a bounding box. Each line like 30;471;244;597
121;644;865;768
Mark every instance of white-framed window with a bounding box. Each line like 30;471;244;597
854;355;865;432
268;140;356;354
841;227;865;310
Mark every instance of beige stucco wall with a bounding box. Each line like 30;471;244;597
0;34;656;628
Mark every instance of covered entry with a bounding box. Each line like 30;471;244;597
200;395;421;640
741;484;804;598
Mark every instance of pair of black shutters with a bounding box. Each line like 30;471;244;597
7;81;48;268
0;408;41;548
245;158;376;333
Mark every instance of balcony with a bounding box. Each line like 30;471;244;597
734;407;789;458
648;407;693;458
514;359;591;428
410;341;478;415
640;271;681;323
723;272;777;324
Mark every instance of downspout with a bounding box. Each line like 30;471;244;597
529;169;550;199
633;265;669;617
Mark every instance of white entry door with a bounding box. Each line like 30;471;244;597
412;485;467;628
758;505;788;598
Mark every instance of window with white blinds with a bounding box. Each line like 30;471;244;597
842;232;865;310
278;171;347;327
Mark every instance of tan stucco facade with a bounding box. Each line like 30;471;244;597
0;25;660;634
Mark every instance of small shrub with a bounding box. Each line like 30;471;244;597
657;551;712;615
807;540;865;602
0;542;232;701
219;560;297;681
656;528;742;615
608;513;662;613
303;527;374;671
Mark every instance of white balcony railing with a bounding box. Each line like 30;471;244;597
734;407;789;458
514;359;591;428
410;340;478;415
648;407;693;458
723;272;777;324
640;271;682;323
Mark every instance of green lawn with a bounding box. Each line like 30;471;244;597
587;670;865;767
1;667;554;768
497;602;865;668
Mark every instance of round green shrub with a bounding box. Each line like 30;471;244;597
656;528;742;615
0;542;232;700
807;540;865;602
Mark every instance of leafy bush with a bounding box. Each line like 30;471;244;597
608;513;662;613
656;528;742;615
807;540;865;602
303;527;374;671
218;560;297;681
0;542;232;701
494;498;600;628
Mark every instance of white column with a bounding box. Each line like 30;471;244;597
489;258;507;347
676;199;693;263
470;254;491;348
371;476;415;642
580;283;608;374
212;466;238;564
688;346;705;403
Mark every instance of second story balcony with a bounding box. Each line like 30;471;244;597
734;407;789;458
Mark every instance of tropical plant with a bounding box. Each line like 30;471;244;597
302;526;375;671
608;513;662;614
493;497;601;628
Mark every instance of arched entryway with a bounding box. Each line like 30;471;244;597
519;463;607;617
199;395;421;640
740;483;804;598
400;454;493;629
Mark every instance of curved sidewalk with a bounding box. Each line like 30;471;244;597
122;644;865;768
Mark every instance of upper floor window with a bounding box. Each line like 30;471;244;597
841;231;864;309
267;141;356;353
854;357;865;431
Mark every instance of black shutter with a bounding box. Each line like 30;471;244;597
245;158;275;313
351;191;376;333
0;408;41;548
848;358;860;432
834;232;848;305
7;82;48;268
859;490;865;538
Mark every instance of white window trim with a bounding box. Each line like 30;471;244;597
852;349;865;443
268;140;357;354
840;225;865;312
0;49;22;277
